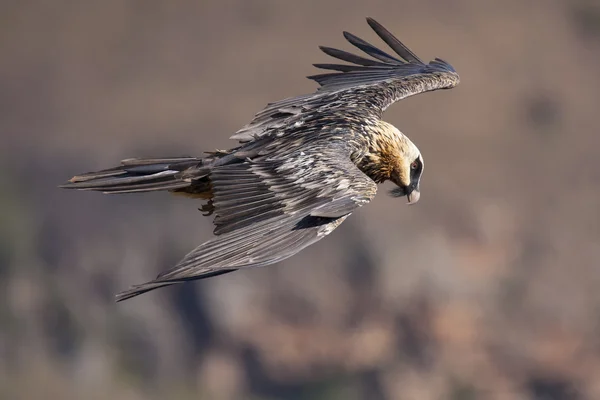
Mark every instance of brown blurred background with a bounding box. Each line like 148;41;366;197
1;1;600;399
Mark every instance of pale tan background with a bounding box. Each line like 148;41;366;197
1;1;600;399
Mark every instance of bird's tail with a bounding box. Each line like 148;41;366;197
59;157;210;194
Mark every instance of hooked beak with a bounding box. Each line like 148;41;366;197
406;189;420;205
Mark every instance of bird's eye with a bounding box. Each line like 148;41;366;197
410;161;419;170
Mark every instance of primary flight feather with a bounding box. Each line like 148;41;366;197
60;17;460;301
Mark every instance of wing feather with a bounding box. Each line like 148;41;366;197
365;17;423;63
319;46;385;67
312;63;379;73
342;31;403;64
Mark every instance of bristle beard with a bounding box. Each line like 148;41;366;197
389;187;407;198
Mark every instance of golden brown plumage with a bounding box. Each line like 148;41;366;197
60;17;459;301
358;121;421;187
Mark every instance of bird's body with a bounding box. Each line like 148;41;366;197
61;18;459;301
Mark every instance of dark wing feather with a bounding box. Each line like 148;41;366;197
342;31;402;64
116;151;377;301
230;17;459;143
365;17;423;63
312;63;377;73
319;46;384;67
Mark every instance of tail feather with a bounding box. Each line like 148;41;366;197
60;157;208;194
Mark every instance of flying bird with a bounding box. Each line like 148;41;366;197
60;18;460;301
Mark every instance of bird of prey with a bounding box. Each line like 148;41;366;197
61;17;459;301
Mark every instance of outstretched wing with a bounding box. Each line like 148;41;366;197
116;148;377;301
231;17;459;143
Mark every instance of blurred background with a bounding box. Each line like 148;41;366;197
1;1;600;399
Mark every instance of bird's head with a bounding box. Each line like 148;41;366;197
389;134;423;205
361;121;424;204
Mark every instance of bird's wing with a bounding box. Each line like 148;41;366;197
306;16;460;110
116;149;377;301
231;17;459;143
